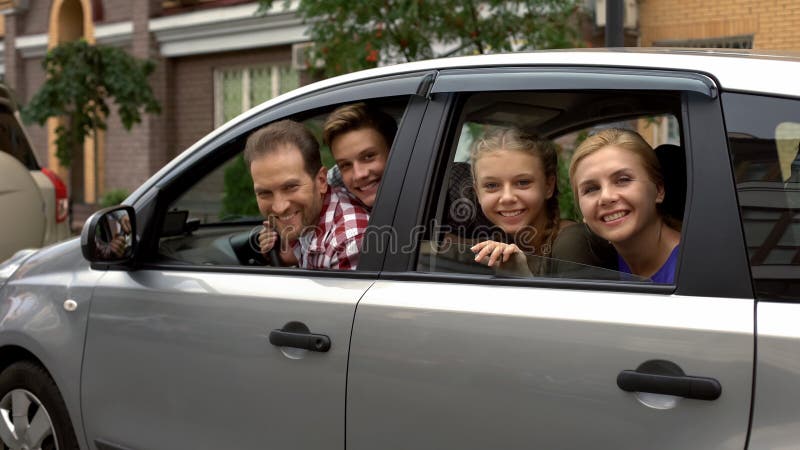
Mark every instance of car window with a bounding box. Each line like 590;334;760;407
0;104;38;170
155;96;411;269
725;92;800;301
416;90;685;285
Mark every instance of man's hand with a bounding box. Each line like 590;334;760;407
258;220;278;256
118;213;131;235
106;235;127;258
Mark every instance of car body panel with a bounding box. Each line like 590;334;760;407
81;269;373;450
749;301;800;449
0;151;46;261
30;171;71;245
0;238;96;450
347;282;753;449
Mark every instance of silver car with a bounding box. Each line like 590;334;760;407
0;49;799;450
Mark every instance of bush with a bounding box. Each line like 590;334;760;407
220;154;260;219
99;188;130;207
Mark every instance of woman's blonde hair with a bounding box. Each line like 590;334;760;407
470;127;561;254
569;128;662;188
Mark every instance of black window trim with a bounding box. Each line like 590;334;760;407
127;71;436;274
432;66;718;99
386;67;754;299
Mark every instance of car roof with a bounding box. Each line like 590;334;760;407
131;48;800;203
248;48;799;127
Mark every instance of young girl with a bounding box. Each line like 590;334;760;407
569;128;681;283
469;127;575;274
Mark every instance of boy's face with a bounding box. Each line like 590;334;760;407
331;127;389;207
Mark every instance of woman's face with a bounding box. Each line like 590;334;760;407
473;149;554;237
572;145;664;247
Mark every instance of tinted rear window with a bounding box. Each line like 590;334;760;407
0;104;38;170
725;92;800;301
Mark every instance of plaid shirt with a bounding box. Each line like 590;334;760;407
327;164;371;211
293;186;370;270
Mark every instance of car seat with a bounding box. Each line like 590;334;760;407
654;144;687;223
444;162;499;239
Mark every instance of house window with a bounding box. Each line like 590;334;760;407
213;65;300;127
654;35;754;49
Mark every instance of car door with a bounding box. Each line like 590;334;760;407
723;92;800;449
346;68;755;449
79;72;432;450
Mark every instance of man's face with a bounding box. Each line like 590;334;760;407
251;145;328;242
331;127;390;207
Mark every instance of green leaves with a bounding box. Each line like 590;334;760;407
21;40;161;167
258;0;582;77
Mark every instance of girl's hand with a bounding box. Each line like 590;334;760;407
470;240;522;267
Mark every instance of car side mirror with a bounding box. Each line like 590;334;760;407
81;205;137;266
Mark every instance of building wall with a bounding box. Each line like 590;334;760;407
104;105;150;192
102;0;135;24
639;0;800;49
21;0;53;35
169;45;293;158
22;57;48;165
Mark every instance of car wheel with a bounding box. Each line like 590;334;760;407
0;362;78;450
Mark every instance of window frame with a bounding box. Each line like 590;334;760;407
125;71;436;276
380;66;753;299
212;64;300;127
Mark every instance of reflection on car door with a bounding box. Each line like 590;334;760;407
347;283;752;449
82;270;370;449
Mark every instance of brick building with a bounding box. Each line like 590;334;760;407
0;0;308;219
638;0;800;50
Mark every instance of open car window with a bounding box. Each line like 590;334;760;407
416;90;685;285
154;96;411;268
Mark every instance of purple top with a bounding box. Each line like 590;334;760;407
618;245;679;284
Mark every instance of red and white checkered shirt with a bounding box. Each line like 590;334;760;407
292;186;370;270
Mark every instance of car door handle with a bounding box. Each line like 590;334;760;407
617;370;721;401
269;329;331;352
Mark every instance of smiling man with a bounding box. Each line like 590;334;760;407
323;103;397;210
245;120;370;270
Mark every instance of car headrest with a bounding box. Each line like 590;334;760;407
445;162;497;239
654;144;687;222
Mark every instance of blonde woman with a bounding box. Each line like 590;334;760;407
569;128;680;283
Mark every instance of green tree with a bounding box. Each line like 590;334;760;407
21;39;161;168
220;155;260;219
258;0;582;77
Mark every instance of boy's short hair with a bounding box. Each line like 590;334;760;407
244;120;322;177
322;103;398;149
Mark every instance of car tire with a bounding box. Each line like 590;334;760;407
0;361;79;450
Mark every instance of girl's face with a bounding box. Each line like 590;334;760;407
473;149;555;237
571;145;664;247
